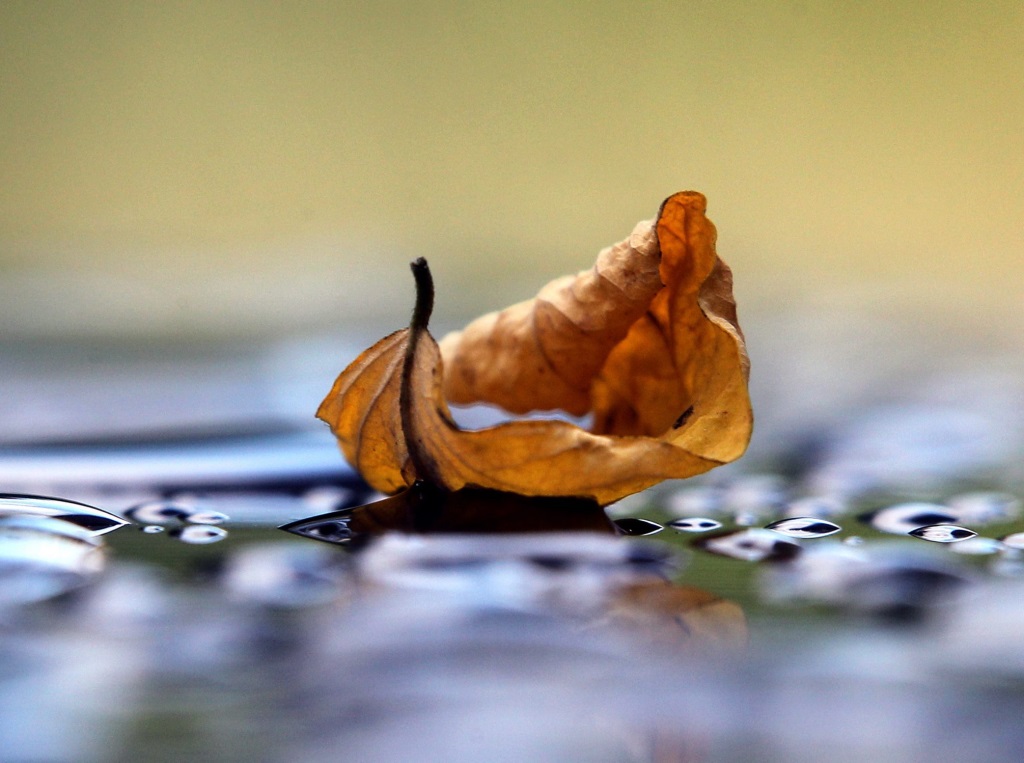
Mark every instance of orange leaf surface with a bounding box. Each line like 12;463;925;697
316;191;752;505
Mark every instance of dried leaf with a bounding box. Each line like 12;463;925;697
441;191;751;459
317;191;752;505
438;217;663;416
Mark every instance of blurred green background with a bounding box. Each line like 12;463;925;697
1;1;1021;339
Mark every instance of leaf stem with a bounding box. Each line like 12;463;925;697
409;257;434;332
400;258;442;486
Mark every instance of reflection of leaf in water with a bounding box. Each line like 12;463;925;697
602;581;748;654
281;483;614;542
281;489;747;657
317;192;752;506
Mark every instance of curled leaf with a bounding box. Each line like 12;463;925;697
317;192;752;505
438;218;663;416
440;191;751;459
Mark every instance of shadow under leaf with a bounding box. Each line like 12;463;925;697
280;482;614;543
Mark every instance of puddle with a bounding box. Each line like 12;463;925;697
0;461;1021;763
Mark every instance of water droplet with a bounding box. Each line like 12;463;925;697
946;492;1021;525
695;529;800;562
0;494;129;536
909;524;977;543
668;517;722;533
125;500;192;525
948;537;1002;555
185;510;229;525
765;517;842;539
0;514;106;605
999;532;1024;550
279;511;355;544
141;525;164;534
170;525;228;545
862;503;959;535
613;518;663;536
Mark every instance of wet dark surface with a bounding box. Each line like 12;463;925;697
3;462;1024;762
3;328;1024;762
